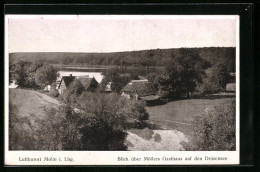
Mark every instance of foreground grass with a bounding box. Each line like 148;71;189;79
146;97;235;137
9;88;59;119
9;88;62;150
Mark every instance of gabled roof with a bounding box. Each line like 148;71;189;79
58;76;75;88
121;81;157;97
77;77;98;90
58;75;99;90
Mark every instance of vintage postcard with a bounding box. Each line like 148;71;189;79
5;15;240;165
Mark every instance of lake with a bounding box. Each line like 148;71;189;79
53;65;156;76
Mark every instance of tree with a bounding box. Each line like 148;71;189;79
74;92;127;150
148;48;210;100
57;90;149;150
35;65;59;88
100;68;138;93
10;61;28;88
212;63;231;88
60;79;85;105
10;61;53;89
26;60;44;88
72;92;148;150
123;99;149;121
166;48;210;97
67;79;85;96
30;60;43;73
197;63;231;94
147;69;171;101
191;100;236;151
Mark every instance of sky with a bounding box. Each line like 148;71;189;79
7;15;238;53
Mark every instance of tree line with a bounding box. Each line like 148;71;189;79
9;47;235;72
9;61;58;89
96;48;233;102
147;55;232;101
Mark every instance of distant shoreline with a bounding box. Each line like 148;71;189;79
9;47;236;73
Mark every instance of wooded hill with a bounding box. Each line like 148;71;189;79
9;47;236;72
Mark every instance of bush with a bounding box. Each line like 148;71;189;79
59;79;85;105
196;79;221;95
48;89;59;97
67;79;85;96
9;102;40;150
9;102;20;150
124;99;149;121
192;100;236;151
61;93;130;150
10;91;149;150
197;63;231;95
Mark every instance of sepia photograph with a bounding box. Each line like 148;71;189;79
5;14;240;165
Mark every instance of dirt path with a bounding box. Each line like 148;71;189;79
126;129;189;151
10;88;62;120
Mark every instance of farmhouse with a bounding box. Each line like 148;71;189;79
121;80;160;105
57;74;76;94
57;74;99;94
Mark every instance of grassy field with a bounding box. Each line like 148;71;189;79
9;89;62;150
126;97;234;150
146;97;235;136
9;89;60;119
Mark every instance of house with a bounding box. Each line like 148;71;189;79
57;74;76;94
57;74;99;94
76;76;99;92
121;80;160;105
